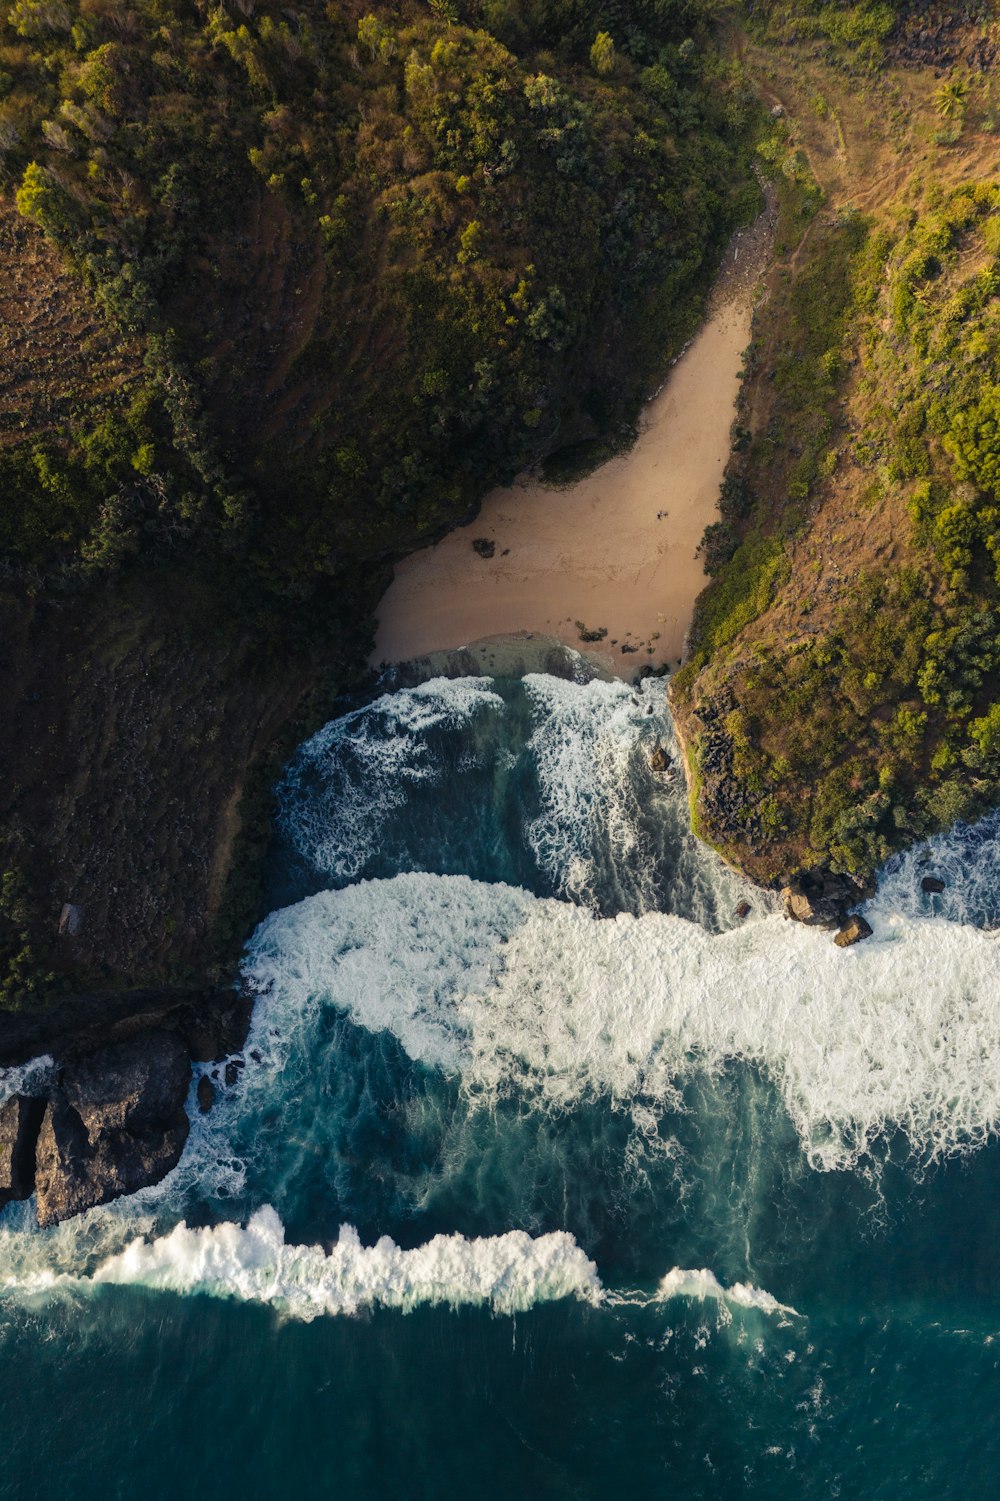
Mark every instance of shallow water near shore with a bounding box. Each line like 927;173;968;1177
2;672;1000;1499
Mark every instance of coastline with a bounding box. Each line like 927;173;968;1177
372;203;775;681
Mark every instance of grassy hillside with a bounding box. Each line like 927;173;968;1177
674;1;1000;885
0;0;759;1004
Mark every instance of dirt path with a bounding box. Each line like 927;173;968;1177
372;208;774;680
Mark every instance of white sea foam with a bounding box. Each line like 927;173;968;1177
279;677;505;880
872;807;1000;930
656;1267;799;1318
0;1055;54;1108
3;1204;798;1326
522;673;653;901
7;1206;597;1320
244;872;1000;1170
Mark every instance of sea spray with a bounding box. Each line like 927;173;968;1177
277;676;507;884
244;873;1000;1171
86;1207;603;1319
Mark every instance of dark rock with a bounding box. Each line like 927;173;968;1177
782;869;876;928
921;876;946;895
471;537;495;558
649;744;672;775
834;914;873;949
0;1095;46;1208
734;900;753;920
197;1075;215;1114
0;985;253;1071
224;1061;240;1087
33;1032;191;1227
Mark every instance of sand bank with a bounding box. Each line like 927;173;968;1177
373;210;772;679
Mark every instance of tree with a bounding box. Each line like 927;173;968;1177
935;76;969;119
590;32;615;76
944;387;1000;500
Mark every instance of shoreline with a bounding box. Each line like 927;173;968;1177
372;204;775;682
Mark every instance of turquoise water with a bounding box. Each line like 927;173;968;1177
2;670;1000;1498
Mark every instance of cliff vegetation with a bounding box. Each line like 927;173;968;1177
675;0;1000;884
0;0;758;1004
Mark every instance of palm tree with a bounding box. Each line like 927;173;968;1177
935;76;969;119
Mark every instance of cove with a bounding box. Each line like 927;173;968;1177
372;208;774;677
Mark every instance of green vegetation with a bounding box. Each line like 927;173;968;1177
681;177;1000;881
748;1;901;70
678;171;865;697
0;0;759;593
0;0;767;1003
0;861;54;1008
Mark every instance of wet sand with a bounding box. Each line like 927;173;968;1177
373;209;773;679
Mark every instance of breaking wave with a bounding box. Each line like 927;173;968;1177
245;872;1000;1171
655;1267;800;1319
3;1205;800;1328
83;1207;602;1319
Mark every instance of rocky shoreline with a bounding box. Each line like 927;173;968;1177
0;985;250;1226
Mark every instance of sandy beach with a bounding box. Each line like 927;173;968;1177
373;210;772;679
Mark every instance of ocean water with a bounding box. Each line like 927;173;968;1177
2;669;1000;1498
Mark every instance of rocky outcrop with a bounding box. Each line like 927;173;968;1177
687;689;769;850
0;983;254;1225
0;985;252;1071
33;1032;191;1228
0;1095;46;1209
834;914;874;949
781;869;876;929
921;875;946;895
891;8;998;71
649;744;672;775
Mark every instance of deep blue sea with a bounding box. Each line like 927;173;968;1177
3;667;1000;1499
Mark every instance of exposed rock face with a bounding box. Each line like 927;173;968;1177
197;1075;215;1114
834;914;874;949
649;744;672;775
0;1095;46;1208
781;869;876;928
921;875;946;895
0;985;253;1071
33;1032;191;1228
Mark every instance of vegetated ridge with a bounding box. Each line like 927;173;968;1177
673;0;1000;890
0;0;758;1008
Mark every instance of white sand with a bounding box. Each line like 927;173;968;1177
373;218;770;679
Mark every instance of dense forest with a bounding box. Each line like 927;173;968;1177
0;0;759;1004
3;0;999;1003
0;0;758;587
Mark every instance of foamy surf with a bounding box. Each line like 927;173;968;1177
2;1205;802;1329
274;671;761;922
0;1056;54;1108
656;1267;800;1319
244;872;1000;1171
277;676;506;883
1;1207;601;1321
